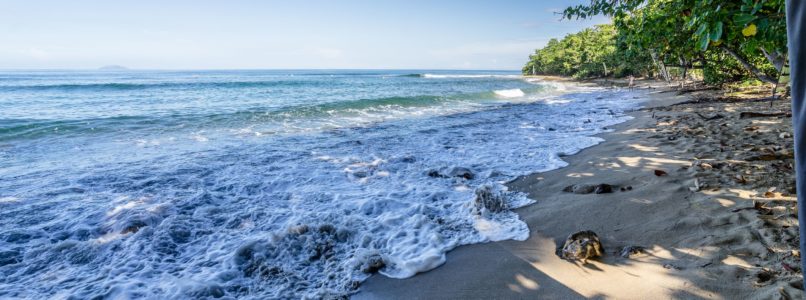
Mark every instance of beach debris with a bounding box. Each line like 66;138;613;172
754;269;775;286
654;169;668;177
739;111;791;119
746;150;794;161
695;112;725;121
562;184;613;195
699;162;713;170
619;185;633;192
473;184;507;213
782;262;800;273
730;200;773;215
619;245;646;258
663;263;682;270
764;187;778;198
559;230;603;263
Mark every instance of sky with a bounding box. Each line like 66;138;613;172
0;1;609;70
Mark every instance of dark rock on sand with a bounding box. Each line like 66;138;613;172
362;254;386;274
448;167;474;180
427;167;475;180
593;184;613;194
563;184;594;194
427;169;446;178
562;183;613;194
473;185;507;213
559;230;603;263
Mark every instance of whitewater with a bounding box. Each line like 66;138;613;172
0;70;641;298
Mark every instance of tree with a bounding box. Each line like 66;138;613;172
561;0;787;86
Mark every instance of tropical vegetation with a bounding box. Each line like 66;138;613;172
524;0;788;89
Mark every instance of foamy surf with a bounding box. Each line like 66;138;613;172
493;88;525;98
420;74;522;79
0;70;642;299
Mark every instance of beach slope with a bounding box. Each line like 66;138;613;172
357;82;802;299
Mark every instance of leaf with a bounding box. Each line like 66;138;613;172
711;22;723;41
752;2;762;14
695;23;708;36
699;34;710;51
734;13;755;25
742;23;758;37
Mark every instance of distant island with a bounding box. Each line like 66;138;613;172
98;65;128;70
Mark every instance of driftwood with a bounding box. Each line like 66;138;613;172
739;112;792;119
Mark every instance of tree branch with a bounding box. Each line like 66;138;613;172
719;46;777;84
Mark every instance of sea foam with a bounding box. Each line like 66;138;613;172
494;88;526;98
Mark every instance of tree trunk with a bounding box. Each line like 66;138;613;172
650;50;671;83
761;47;787;72
602;62;608;77
720;46;777;84
679;57;688;89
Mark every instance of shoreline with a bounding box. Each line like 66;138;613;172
356;78;802;298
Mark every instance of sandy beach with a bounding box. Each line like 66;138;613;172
357;79;803;299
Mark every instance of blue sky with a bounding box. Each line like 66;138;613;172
0;1;608;70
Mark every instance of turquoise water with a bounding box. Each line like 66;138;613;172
0;70;639;298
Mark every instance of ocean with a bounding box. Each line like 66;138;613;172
0;70;639;298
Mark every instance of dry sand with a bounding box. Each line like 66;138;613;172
355;79;803;299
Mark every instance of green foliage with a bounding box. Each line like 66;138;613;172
523;25;622;79
534;0;789;85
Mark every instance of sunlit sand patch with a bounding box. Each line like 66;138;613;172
566;172;594;178
628;143;660;152
722;255;754;268
715;198;736;207
615;156;690;168
514;273;539;290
